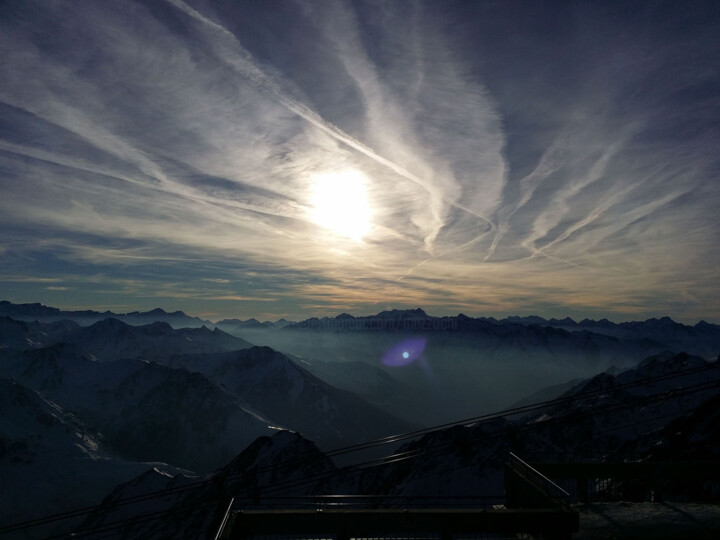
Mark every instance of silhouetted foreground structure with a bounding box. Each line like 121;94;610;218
218;454;579;540
218;455;720;540
529;461;720;503
222;508;578;540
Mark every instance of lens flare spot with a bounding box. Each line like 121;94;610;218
382;337;427;367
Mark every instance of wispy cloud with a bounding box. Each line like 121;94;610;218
1;276;63;284
205;295;277;302
0;0;718;322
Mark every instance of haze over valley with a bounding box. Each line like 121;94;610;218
1;0;719;537
1;300;719;537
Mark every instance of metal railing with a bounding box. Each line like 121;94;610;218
507;452;570;498
215;497;236;540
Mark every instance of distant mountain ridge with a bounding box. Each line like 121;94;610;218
285;308;720;358
215;317;294;331
60;318;252;362
289;308;718;333
0;316;253;361
0;300;213;328
4;300;717;338
496;314;720;359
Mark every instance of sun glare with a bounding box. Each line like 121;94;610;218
310;170;372;242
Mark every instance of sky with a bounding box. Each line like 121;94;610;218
1;0;719;323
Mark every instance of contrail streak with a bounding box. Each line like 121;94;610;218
165;0;495;249
483;131;571;261
165;1;433;189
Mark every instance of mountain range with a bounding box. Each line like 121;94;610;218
0;377;189;534
0;313;415;534
286;308;720;358
64;351;720;539
0;301;213;328
1;301;718;538
4;300;718;359
3;300;719;426
0;343;277;471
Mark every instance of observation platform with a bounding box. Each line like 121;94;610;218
216;454;579;540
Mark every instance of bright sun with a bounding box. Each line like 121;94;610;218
310;170;372;242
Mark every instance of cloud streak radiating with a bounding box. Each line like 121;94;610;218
0;0;718;322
